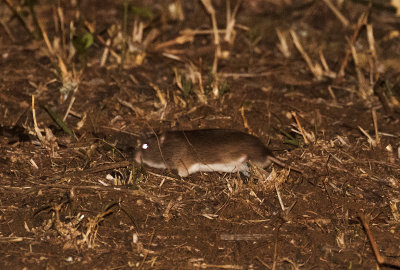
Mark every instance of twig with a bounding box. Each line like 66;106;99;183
139;228;156;270
219;72;272;78
2;0;33;37
42;161;131;181
256;256;270;269
4;184;164;205
359;214;400;267
272;224;282;270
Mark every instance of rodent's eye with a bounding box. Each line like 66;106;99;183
141;143;149;150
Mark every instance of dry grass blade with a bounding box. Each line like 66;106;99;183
180;28;227;35
248;162;290;192
56;6;66;55
43;104;73;136
327;85;337;105
322;0;349;27
220;234;268;241
100;38;111;67
319;49;336;78
117;97;144;116
149;82;167;106
132;18;144;43
187;62;207;103
276;28;290;58
358;126;376;147
0;19;15;41
389;201;400;222
289;31;336;79
37;15;54;55
351;44;373;99
275;183;285;211
290;30;323;80
82;209;112;248
154;33;194;51
291;111;310;145
224;0;242;44
200;0;219;46
0;236;34;243
371;108;380;145
366;24;377;61
31;95;45;144
190;262;244;269
338;12;368;77
200;0;220;79
162;52;182;61
63;96;75;121
239;106;252;133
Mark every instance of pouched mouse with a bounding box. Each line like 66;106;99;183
134;129;302;177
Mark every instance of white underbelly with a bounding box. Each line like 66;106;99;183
186;156;248;175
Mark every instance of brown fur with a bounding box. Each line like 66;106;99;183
135;129;301;176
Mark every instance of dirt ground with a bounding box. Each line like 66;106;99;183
1;0;400;269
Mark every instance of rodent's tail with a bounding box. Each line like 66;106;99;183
267;156;303;174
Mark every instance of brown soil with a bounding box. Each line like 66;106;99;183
1;0;400;269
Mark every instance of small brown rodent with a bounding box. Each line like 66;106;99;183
134;129;301;177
